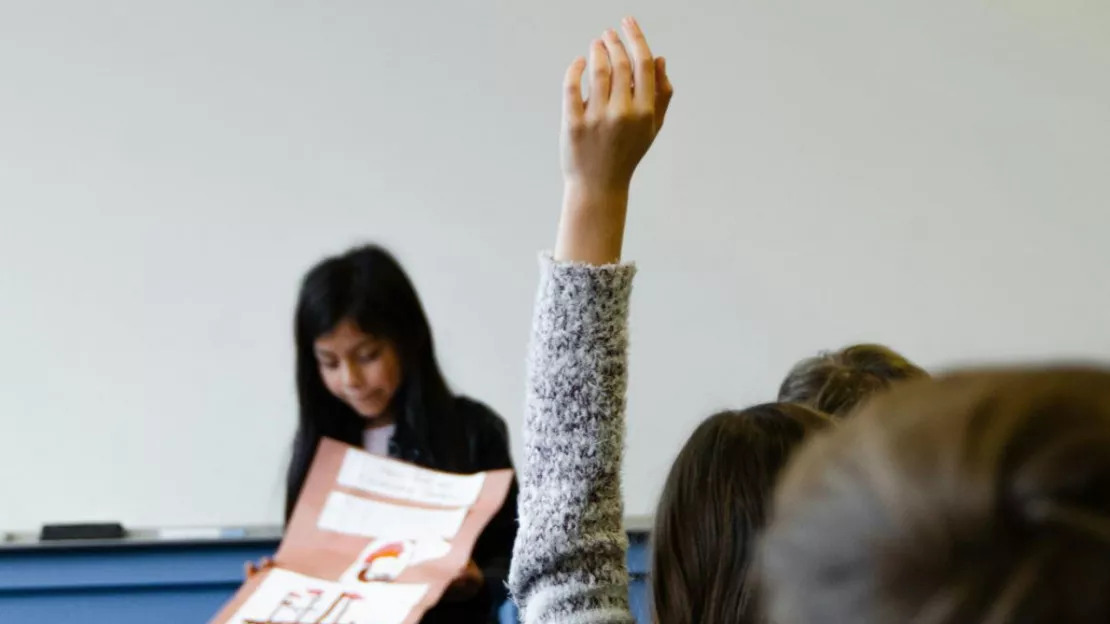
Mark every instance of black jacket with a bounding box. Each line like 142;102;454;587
388;397;519;624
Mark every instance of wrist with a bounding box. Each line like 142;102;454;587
561;180;631;210
554;183;631;265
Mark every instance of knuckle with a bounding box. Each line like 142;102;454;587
565;120;588;138
585;111;607;128
605;106;650;127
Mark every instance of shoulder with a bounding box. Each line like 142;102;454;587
453;396;509;438
453;396;513;470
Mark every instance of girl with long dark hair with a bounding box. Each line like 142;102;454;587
289;244;517;624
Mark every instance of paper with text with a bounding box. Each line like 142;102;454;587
210;438;513;624
318;491;468;539
337;448;486;508
222;568;426;624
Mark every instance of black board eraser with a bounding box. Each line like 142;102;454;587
40;523;126;541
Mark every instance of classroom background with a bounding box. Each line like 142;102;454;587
1;2;1108;619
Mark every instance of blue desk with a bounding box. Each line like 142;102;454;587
0;528;652;623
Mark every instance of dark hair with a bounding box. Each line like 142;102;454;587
762;367;1110;624
651;402;832;624
285;244;462;521
778;343;927;417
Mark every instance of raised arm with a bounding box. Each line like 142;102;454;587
509;16;673;624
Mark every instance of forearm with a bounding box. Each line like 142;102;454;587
509;15;668;624
508;254;636;624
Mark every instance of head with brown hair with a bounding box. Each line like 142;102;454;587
652;402;832;624
778;343;928;417
761;366;1110;624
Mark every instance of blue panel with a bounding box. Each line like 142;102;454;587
500;598;520;623
0;585;236;623
629;578;651;623
629;536;651;623
0;534;653;624
0;543;277;592
0;541;276;623
627;532;651;575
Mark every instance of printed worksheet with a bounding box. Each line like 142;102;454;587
211;439;514;624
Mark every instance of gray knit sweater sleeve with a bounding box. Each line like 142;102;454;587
508;253;637;624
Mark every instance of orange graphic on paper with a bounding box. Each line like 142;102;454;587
357;540;412;582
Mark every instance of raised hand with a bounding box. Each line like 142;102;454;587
555;16;673;265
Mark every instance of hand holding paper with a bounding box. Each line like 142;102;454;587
212;439;513;624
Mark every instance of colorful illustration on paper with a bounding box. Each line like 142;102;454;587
339;538;453;583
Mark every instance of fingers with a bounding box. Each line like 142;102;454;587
563;56;586;126
601;29;632;107
565;17;671;138
244;557;274;579
620;16;656;110
654;57;674;130
587;39;611;115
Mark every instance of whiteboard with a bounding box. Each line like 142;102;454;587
1;0;1108;532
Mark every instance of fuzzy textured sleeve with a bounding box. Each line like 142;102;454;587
508;253;637;624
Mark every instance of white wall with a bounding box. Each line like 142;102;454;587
1;0;1108;532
